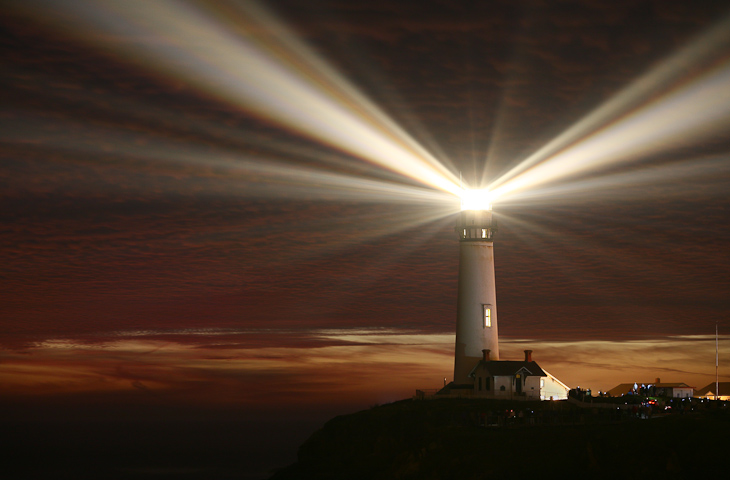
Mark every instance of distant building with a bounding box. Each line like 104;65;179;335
695;382;730;400
608;378;693;398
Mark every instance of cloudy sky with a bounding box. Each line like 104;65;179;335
2;0;730;475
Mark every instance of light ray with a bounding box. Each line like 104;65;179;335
500;154;730;205
3;109;455;208
17;0;461;196
489;13;730;204
459;188;493;211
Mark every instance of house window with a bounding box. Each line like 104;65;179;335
483;305;491;327
478;377;482;391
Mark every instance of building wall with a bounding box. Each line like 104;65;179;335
523;376;541;400
473;374;541;400
540;371;570;400
494;376;512;397
672;387;693;398
454;239;498;383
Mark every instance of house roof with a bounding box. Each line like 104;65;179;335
607;384;633;396
470;360;546;378
541;369;570;390
695;382;730;396
608;382;694;396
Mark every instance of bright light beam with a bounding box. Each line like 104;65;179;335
20;0;462;197
501;154;730;205
459;188;493;211
489;13;730;204
2;110;453;207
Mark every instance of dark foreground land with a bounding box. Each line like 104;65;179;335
0;411;321;480
271;398;730;480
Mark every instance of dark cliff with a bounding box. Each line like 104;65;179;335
271;398;729;480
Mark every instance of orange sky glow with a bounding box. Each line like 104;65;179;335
2;331;727;418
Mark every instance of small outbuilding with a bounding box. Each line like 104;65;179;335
608;379;693;398
434;349;568;401
468;349;546;400
695;382;730;401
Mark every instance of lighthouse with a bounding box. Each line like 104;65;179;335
453;189;499;384
424;188;568;400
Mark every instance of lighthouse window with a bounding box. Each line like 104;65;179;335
483;306;491;327
481;229;487;238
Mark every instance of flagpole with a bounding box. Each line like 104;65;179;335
716;322;719;401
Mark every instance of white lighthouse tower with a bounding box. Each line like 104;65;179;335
453;190;499;384
423;188;568;400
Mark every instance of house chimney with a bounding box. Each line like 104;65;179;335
524;350;533;362
655;378;661;384
482;349;491;361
